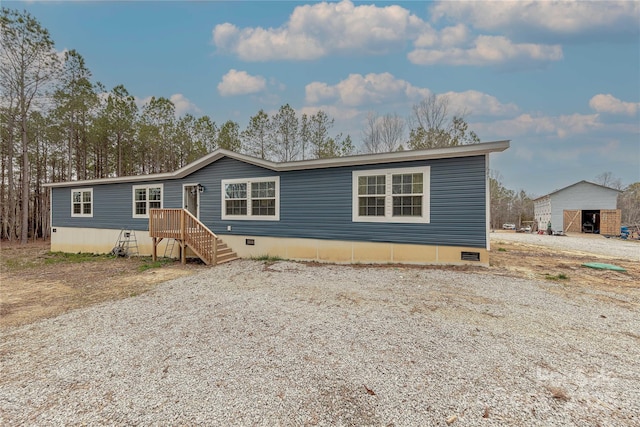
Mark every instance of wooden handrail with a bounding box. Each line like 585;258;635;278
183;209;217;265
149;208;218;265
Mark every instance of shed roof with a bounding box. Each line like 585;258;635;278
533;180;622;201
44;140;509;188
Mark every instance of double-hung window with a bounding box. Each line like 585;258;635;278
221;177;279;220
352;166;430;223
71;188;93;217
132;184;163;218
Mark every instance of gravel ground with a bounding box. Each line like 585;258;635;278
491;231;639;261
1;258;639;426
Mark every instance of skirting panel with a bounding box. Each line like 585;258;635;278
50;227;179;258
222;235;489;266
50;227;489;266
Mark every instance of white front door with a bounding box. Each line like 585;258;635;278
183;184;200;218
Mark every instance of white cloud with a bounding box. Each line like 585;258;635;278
134;95;153;110
170;93;200;116
589;94;639;116
306;73;517;119
438;90;519;116
409;35;562;66
56;48;69;64
555;113;602;138
414;24;469;48
305;72;430;107
134;94;199;117
217;69;267;96
212;0;572;68
430;1;640;37
475;113;602;138
212;0;427;61
212;23;239;49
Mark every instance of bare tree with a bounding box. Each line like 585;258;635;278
362;111;382;153
362;111;405;153
408;94;479;149
378;113;405;152
618;182;640;225
595;171;623;190
411;94;449;134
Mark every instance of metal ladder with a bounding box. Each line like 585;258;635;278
113;229;139;257
163;238;177;259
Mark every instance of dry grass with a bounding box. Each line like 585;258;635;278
487;240;640;293
0;240;205;328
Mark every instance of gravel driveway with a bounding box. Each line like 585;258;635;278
1;257;638;426
490;231;639;261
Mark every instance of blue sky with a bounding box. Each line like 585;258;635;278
13;0;640;196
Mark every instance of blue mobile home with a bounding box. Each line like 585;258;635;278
45;140;509;265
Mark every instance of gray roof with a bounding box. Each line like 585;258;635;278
44;140;509;188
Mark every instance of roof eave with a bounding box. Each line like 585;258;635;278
275;140;510;171
44;140;510;188
43;172;175;188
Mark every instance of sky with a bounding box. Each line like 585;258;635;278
10;0;640;196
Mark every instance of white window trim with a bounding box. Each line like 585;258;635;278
132;184;164;219
71;188;93;218
352;166;430;224
182;183;201;219
221;176;280;221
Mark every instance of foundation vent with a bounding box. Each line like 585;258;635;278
461;251;480;261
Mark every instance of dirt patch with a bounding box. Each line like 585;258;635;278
488;239;640;307
0;240;205;328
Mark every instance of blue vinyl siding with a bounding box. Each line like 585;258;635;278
52;155;487;248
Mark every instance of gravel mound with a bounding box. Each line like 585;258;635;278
1;260;638;426
491;232;639;261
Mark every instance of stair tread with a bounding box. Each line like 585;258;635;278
171;223;238;265
217;252;238;259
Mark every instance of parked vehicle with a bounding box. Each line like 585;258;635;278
502;223;516;230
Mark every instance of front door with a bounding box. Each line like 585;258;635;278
183;184;199;218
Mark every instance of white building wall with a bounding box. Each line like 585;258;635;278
548;182;619;232
533;196;552;231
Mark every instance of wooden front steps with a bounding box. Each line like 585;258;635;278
149;208;238;266
215;238;239;264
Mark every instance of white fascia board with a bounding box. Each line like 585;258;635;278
43;172;174;188
277;140;510;171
